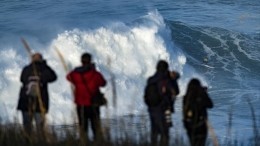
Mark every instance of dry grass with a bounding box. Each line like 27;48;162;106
0;111;258;146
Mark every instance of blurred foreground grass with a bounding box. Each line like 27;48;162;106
0;114;258;146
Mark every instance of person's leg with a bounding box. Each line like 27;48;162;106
77;106;89;131
161;126;169;146
195;124;207;146
190;130;197;146
159;115;170;146
183;121;198;146
149;112;159;146
195;135;207;146
186;129;194;146
183;122;191;146
22;112;33;136
90;106;103;141
34;113;46;140
77;106;89;142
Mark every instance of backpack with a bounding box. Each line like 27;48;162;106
144;79;169;107
91;90;107;107
184;95;206;127
26;81;39;97
79;73;107;107
26;76;40;98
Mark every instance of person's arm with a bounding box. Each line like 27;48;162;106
40;61;57;83
169;79;179;96
96;72;107;87
201;90;213;109
182;95;188;116
20;66;29;84
66;71;74;83
169;71;180;96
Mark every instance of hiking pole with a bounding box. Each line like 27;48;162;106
21;37;48;141
54;46;87;144
53;47;75;103
54;46;75;98
54;46;69;72
53;46;78;124
21;38;33;58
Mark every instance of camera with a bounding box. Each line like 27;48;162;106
170;71;180;80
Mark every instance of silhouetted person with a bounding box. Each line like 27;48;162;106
17;53;57;138
144;60;179;146
183;78;213;146
67;53;106;142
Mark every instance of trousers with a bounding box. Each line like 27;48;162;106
76;106;103;141
22;111;45;137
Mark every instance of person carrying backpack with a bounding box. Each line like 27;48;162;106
66;52;106;143
17;53;57;139
183;78;213;146
144;60;179;146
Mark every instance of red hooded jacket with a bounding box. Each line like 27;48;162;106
67;65;106;106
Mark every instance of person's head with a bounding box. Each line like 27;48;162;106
187;78;202;93
31;53;43;63
156;60;169;73
81;52;92;66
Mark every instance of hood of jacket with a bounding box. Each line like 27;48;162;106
148;71;170;84
74;64;94;73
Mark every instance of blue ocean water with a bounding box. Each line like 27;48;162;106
0;0;259;144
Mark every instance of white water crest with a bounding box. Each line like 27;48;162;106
0;11;206;125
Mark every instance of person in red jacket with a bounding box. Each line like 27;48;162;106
67;52;106;142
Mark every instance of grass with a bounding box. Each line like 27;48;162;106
0;111;259;146
0;94;258;146
0;113;188;146
0;122;150;146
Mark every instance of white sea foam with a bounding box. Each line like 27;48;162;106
0;11;208;125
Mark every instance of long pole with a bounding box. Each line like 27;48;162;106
53;46;88;144
54;46;75;96
21;38;46;116
20;38;48;142
54;46;69;72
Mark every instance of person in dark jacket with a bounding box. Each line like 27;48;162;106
144;60;179;146
17;53;57;137
66;52;106;142
183;78;213;146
